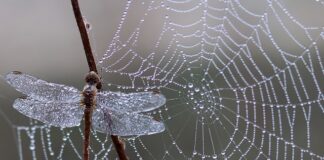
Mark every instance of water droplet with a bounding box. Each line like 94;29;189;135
85;23;91;30
194;88;200;92
321;32;324;39
83;18;92;31
188;83;194;88
29;145;35;150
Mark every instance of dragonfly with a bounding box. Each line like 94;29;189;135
5;71;166;159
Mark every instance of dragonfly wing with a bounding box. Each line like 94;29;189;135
5;71;80;102
97;91;166;113
92;108;165;136
13;97;83;127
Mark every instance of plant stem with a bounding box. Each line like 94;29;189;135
70;0;128;159
111;136;128;160
71;0;97;73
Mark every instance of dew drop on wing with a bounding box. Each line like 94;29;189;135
13;97;83;128
92;108;165;136
97;91;166;113
4;71;81;102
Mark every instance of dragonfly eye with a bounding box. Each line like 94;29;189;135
85;71;100;85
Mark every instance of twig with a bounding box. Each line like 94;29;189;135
70;0;128;159
71;0;97;73
111;136;128;160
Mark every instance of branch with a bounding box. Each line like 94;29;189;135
71;0;97;73
70;0;128;159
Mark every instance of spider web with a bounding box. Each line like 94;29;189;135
4;0;324;159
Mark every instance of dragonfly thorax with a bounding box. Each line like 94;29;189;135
85;71;100;85
82;84;97;108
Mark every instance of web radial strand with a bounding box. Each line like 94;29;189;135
11;0;324;159
96;0;324;159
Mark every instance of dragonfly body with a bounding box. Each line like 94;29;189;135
5;71;166;134
82;72;100;160
5;71;166;159
82;72;99;108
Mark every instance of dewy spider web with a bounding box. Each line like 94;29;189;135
5;0;324;159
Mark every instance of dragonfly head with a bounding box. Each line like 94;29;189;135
85;71;100;85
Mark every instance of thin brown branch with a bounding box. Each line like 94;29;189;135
70;0;128;159
71;0;97;73
111;136;128;160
